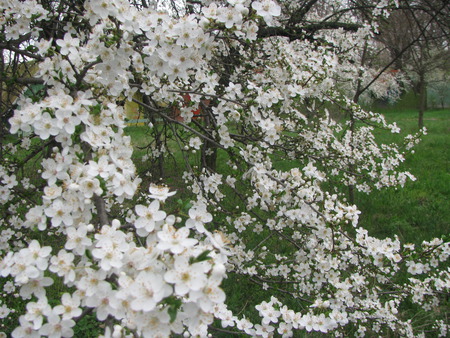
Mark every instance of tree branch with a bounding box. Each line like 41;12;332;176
132;98;225;150
93;194;110;227
3;77;45;85
258;22;361;41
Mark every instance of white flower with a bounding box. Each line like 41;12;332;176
1;174;18;188
53;293;82;320
0;304;11;319
84;283;116;321
158;45;183;67
92;245;124;271
87;156;114;179
33;112;59;140
186;204;213;233
148;184;176;201
76;268;108;297
140;311;172;337
189;137;202;150
43;185;62;201
19;274;54;299
27;240;52;271
111;172;137;198
190;276;226;312
406;261;429;275
79;178;103;198
206;231;232;255
157;224;197;254
44;199;73;227
65;224;92;255
35;38;52;55
135;200;166;234
49;250;76;284
55;109;80;134
252;0;281;25
278;322;293;337
39;313;75;337
312;313;334;333
295;312;309;331
225;175;236;188
175;21;200;47
56;33;79;56
11;315;39;338
217;7;242;29
254;323;275;337
41;158;69;186
164;256;207;296
129;272;171;312
3;281;15;293
24;298;51;330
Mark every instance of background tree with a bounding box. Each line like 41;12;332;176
376;0;450;128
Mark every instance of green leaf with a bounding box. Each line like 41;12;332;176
90;104;102;116
163;297;182;323
190;250;212;264
167;305;178;323
26;45;38;53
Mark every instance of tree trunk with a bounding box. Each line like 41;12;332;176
418;73;426;129
143;95;165;178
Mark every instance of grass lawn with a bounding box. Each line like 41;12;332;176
356;109;449;244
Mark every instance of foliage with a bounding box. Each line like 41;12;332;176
0;1;448;337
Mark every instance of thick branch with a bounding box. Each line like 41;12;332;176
93;194;110;227
0;44;43;61
3;77;45;85
258;22;361;40
303;22;362;33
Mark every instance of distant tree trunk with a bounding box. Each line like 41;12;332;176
201;111;217;171
143;95;164;178
418;72;427;129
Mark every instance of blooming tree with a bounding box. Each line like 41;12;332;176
0;0;449;337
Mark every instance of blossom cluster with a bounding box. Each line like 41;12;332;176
0;0;448;337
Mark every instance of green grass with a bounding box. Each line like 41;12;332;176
356;109;449;244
